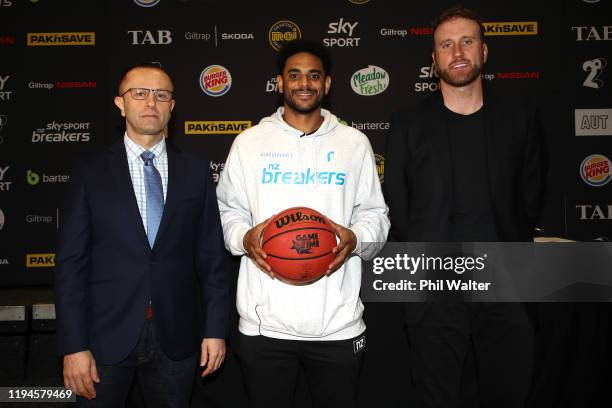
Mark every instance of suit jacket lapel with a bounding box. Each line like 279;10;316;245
107;140;150;248
482;90;500;208
428;93;453;192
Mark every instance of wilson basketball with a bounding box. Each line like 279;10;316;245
262;207;338;284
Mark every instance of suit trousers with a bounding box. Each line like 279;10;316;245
405;303;534;408
77;318;198;408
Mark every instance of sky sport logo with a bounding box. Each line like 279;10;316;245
580;154;611;187
351;65;389;96
269;20;301;51
199;65;232;97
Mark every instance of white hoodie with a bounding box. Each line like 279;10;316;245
216;107;389;340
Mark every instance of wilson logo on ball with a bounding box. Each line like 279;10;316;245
274;211;326;228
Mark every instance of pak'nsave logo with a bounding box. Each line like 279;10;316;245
351;66;389;96
269;20;301;51
483;22;538;36
27;32;95;46
262;163;346;185
26;253;55;268
184;121;251;135
199;65;231;97
580;154;611;187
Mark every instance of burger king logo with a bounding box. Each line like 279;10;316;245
199;65;232;97
133;0;161;7
269;20;301;51
580;154;611;187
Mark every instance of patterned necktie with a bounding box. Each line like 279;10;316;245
140;151;164;248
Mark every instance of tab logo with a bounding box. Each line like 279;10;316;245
26;253;55;268
127;30;172;45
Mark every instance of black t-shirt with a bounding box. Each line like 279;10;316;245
446;106;498;242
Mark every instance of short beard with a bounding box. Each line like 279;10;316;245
284;90;324;114
437;62;483;87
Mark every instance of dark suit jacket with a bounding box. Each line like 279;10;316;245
55;139;230;365
383;90;544;324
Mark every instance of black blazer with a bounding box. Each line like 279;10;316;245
383;90;544;323
55;139;230;365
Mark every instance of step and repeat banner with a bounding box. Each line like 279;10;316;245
0;0;610;285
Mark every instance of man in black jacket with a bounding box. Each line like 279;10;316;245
384;6;543;408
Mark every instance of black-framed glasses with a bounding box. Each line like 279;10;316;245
119;88;174;102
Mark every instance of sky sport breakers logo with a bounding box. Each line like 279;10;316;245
580;154;611;187
351;65;389;96
199;65;231;97
269;20;301;51
32;121;91;143
27;32;95;46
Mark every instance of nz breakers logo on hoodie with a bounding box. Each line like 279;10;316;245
262;163;346;185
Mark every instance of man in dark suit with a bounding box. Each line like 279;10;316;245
384;6;543;408
55;63;230;407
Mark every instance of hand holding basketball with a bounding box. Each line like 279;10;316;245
326;218;357;275
243;216;275;278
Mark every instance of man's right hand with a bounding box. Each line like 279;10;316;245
243;216;274;278
63;350;100;400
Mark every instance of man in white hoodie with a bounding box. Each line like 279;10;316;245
216;40;389;407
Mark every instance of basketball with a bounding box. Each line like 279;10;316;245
262;207;338;285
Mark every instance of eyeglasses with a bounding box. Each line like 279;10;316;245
119;88;174;102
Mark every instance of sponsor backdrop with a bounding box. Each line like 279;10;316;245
0;0;610;285
0;0;610;406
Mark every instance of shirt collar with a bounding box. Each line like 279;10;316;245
124;133;167;162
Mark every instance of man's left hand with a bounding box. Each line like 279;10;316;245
200;338;226;377
327;219;357;275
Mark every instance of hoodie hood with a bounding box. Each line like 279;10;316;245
259;107;339;137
